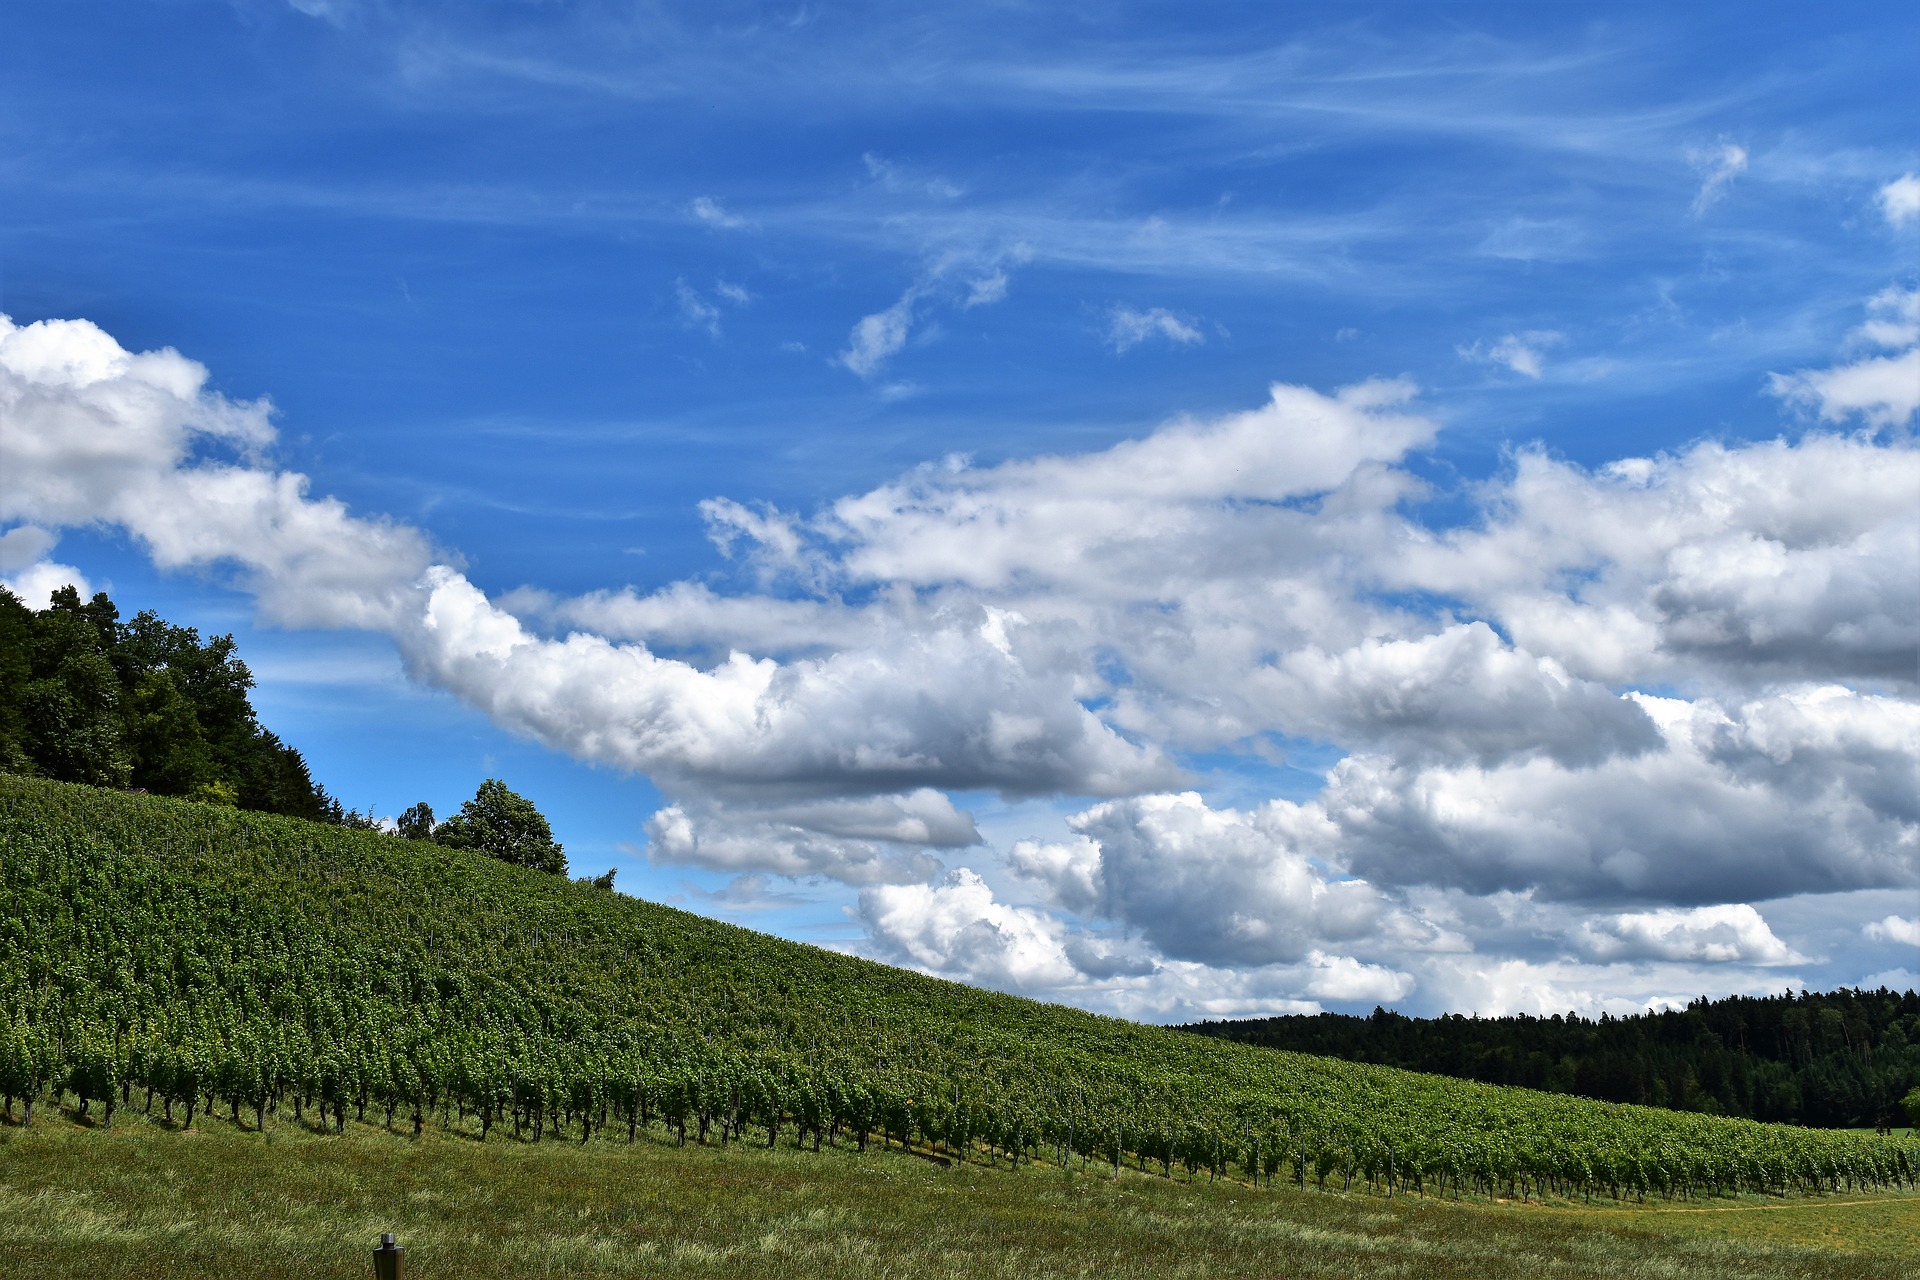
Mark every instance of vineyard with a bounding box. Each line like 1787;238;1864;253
2;774;1914;1205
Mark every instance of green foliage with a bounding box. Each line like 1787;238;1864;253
1186;991;1920;1130
1904;1087;1920;1130
190;780;240;807
22;646;131;788
0;592;32;775
1;775;1915;1204
433;778;565;875
0;586;340;823
395;802;435;842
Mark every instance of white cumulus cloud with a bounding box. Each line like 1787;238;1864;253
7;296;1917;1011
859;869;1081;989
1324;686;1920;904
856;863;1412;1013
1768;286;1920;429
1865;915;1920;947
0;559;92;608
1575;904;1803;964
0;314;434;629
1063;792;1388;968
644;794;954;885
1878;174;1920;228
0;524;90;604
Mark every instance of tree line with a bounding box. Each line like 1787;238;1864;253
0;584;573;880
1179;990;1920;1132
0;585;341;821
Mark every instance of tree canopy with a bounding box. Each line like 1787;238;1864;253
395;801;436;842
0;585;342;821
1183;989;1920;1131
432;778;567;876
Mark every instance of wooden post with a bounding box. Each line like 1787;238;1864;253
373;1232;404;1280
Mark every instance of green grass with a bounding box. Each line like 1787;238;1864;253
2;1105;1913;1280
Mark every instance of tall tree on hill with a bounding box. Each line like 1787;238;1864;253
434;779;567;876
395;802;436;842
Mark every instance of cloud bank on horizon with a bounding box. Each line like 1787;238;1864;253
2;2;1916;1023
4;270;1916;1018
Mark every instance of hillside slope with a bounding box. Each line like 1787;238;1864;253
1;775;1912;1199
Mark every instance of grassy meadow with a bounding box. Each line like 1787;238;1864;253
2;1103;1912;1280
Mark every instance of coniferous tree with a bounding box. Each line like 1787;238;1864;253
1184;989;1920;1128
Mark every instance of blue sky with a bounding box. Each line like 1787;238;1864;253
3;1;1916;1019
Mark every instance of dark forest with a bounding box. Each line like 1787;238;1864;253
1180;988;1920;1130
0;585;343;823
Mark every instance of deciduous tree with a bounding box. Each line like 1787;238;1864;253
435;779;567;875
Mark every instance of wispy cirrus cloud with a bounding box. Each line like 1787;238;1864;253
675;278;752;339
1688;141;1748;215
965;271;1009;308
1460;330;1564;378
675;281;722;337
836;247;1027;380
863;152;965;201
837;285;924;379
1106;305;1204;353
690;195;751;229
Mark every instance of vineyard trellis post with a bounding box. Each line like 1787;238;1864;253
372;1233;404;1280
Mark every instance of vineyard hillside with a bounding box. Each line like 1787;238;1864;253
2;775;1913;1202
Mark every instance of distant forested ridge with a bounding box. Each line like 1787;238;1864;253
1178;990;1920;1130
0;584;344;822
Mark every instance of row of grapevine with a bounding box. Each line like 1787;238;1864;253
2;774;1914;1203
